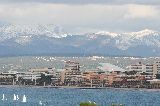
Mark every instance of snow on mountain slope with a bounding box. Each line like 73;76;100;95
122;29;158;38
95;31;118;37
0;24;160;56
0;24;68;42
15;36;32;45
118;29;160;50
85;29;160;51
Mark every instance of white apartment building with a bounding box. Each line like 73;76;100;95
128;62;158;78
155;61;160;74
128;62;146;73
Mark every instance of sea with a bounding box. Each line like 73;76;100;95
0;87;160;106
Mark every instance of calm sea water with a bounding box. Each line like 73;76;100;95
0;87;160;106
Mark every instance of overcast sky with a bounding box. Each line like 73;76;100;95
0;0;160;34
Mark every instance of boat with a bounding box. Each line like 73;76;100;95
39;101;43;105
22;95;26;103
2;94;5;101
13;94;16;101
16;95;19;100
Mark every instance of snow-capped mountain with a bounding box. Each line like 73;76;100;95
123;29;158;38
0;24;68;42
114;29;160;50
0;24;160;57
95;31;118;37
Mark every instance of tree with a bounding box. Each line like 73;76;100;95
80;102;98;106
38;73;52;86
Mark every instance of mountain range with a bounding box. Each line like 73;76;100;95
0;24;160;57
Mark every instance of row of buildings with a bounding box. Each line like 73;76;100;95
1;61;160;88
127;61;160;79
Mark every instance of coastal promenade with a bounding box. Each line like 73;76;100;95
1;85;160;92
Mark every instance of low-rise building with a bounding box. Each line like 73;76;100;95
0;71;16;85
81;71;107;87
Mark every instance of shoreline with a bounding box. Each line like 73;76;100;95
1;85;160;91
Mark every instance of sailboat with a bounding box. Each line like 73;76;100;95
39;101;43;105
13;94;16;101
16;95;19;100
2;94;5;101
22;95;27;103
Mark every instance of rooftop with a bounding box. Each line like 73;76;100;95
98;63;126;72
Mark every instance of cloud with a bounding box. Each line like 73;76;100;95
0;0;160;5
0;3;122;25
124;5;159;19
0;3;159;33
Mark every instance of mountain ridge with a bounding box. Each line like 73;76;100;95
0;24;160;57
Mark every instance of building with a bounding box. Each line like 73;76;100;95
65;61;80;72
81;71;106;87
16;72;41;85
29;67;55;74
106;71;119;86
128;62;158;78
154;61;160;74
0;71;16;85
128;62;146;73
51;69;63;86
147;79;160;89
145;64;157;78
60;61;81;86
105;71;147;88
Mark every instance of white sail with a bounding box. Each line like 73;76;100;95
39;101;43;105
13;94;16;101
22;95;26;103
2;94;5;101
16;95;19;100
